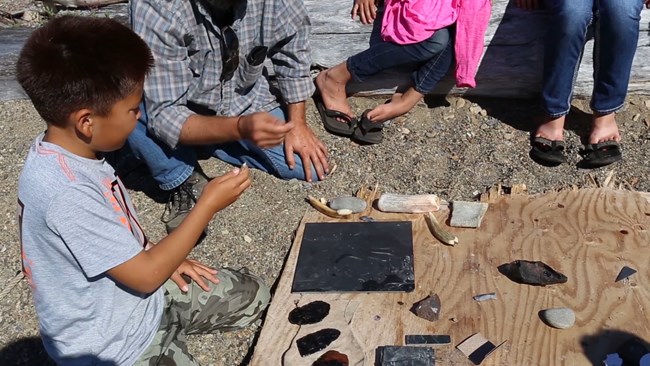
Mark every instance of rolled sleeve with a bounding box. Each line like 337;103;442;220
269;0;315;103
131;0;195;148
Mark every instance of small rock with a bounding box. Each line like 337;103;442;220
443;114;455;121
540;307;575;329
645;100;650;109
243;235;253;243
456;98;466;109
485;117;499;127
319;197;327;205
425;131;437;138
329;196;367;213
400;127;411;135
336;209;353;215
644;118;650;128
22;10;39;22
633;114;641;122
504;133;514;140
479;109;488;117
469;106;482;114
221;230;229;235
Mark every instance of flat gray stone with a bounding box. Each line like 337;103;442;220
540;307;575;329
450;201;489;228
329;196;366;213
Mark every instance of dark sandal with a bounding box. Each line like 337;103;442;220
352;109;383;145
529;137;567;166
578;141;622;169
313;94;357;137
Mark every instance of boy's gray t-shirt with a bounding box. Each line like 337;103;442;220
17;134;163;365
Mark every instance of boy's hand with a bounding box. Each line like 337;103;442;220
171;259;219;292
514;0;541;10
199;165;251;213
351;0;377;24
237;112;295;148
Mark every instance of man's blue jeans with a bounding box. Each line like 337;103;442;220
126;106;316;190
542;0;643;117
347;7;454;94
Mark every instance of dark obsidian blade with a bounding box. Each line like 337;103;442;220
288;300;331;325
297;328;341;357
312;350;349;366
376;345;435;366
498;260;567;286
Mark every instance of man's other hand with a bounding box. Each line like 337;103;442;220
284;124;329;182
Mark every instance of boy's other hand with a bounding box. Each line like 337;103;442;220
351;0;377;24
199;164;251;213
237;112;294;148
515;0;541;10
171;259;219;292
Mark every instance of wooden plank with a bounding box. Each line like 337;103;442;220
252;188;650;365
307;0;650;97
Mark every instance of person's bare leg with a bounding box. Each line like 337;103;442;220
366;87;424;122
314;63;355;119
534;115;566;141
589;112;620;144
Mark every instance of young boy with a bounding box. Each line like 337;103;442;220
16;16;270;365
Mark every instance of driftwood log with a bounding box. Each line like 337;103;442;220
2;0;649;101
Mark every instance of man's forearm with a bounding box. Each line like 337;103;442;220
178;114;242;145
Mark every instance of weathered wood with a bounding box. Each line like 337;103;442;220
307;0;650;97
251;188;650;365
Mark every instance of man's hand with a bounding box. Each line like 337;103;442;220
284;123;329;182
351;0;377;24
515;0;541;10
199;165;251;213
237;112;295;148
170;259;219;292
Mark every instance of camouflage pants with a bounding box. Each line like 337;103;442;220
134;268;271;366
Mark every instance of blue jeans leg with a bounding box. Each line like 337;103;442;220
541;0;594;117
591;0;643;113
412;38;454;94
126;102;196;191
211;107;318;181
347;28;451;83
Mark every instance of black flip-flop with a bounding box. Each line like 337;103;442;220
313;94;357;137
529;137;567;166
577;141;622;169
352;109;383;145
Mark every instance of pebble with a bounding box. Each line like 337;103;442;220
443;114;455;120
456;99;466;109
540;307;575;329
504;133;514;140
485;117;499;127
469;106;482;114
425;131;437;138
633;114;641;122
329;196;367;213
336;209;353;215
479;109;488;117
400;127;411;135
243;235;253;243
645;100;650;109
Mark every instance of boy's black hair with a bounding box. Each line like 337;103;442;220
16;15;154;126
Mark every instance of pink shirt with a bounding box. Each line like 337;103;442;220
381;0;491;88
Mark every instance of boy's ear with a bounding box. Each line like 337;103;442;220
71;109;94;139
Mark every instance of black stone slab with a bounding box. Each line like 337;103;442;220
292;221;414;293
375;346;435;366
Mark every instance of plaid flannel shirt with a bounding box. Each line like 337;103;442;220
130;0;315;148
